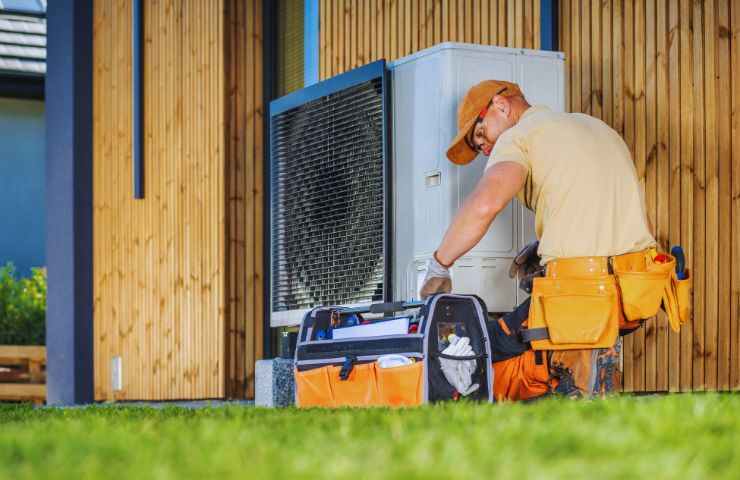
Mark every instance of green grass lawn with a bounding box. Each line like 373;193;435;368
1;394;739;480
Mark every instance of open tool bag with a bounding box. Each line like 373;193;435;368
294;294;494;408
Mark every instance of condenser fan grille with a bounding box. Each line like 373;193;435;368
270;64;390;316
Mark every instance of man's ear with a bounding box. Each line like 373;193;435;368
491;95;511;118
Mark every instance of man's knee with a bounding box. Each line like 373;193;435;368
489;298;531;363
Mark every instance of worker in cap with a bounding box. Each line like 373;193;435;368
420;79;659;400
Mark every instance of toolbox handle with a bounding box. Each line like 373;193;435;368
341;301;425;315
370;301;408;314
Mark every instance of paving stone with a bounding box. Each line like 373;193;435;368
255;358;295;408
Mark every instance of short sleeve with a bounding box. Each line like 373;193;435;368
484;130;530;175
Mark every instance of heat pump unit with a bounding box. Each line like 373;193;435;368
269;43;565;327
269;63;391;327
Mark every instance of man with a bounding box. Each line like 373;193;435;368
419;80;657;400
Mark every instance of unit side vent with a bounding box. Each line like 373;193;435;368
270;62;390;321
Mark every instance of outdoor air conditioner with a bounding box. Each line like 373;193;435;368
269;43;565;327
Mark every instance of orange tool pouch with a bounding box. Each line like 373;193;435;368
611;248;691;332
523;257;621;350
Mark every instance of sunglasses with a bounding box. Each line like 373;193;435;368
465;86;508;153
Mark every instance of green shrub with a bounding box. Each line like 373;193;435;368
0;263;46;345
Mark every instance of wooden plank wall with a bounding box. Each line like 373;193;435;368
319;0;541;79
560;0;740;392
93;0;227;400
224;0;265;399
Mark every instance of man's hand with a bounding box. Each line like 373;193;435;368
420;253;452;299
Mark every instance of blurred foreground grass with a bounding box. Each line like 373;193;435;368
1;394;739;480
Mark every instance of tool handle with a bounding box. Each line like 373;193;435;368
671;245;687;280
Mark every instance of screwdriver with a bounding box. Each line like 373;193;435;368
670;246;688;280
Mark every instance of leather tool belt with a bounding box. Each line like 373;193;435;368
521;248;692;351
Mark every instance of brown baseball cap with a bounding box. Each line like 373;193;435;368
445;79;523;165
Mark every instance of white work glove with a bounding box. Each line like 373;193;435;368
419;252;452;300
439;335;480;396
452;337;479;396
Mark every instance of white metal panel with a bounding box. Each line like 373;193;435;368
453;257;518;311
517;53;566;112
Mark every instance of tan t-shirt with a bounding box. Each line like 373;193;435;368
485;105;656;264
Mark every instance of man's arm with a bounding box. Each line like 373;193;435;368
435;161;528;266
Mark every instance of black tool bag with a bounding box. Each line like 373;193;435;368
294;294;493;407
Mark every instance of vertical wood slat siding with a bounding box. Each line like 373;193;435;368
95;0;263;400
560;0;740;392
94;0;226;400
732;0;740;391
643;0;657;392
717;0;731;392
703;0;719;392
691;0;707;391
224;0;265;399
634;0;647;393
678;0;694;392
318;0;541;79
667;0;682;392
655;0;668;393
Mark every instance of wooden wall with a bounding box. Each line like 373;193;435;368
224;0;265;399
319;0;541;78
560;0;740;392
93;0;264;400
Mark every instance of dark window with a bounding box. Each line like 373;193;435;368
0;0;45;13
